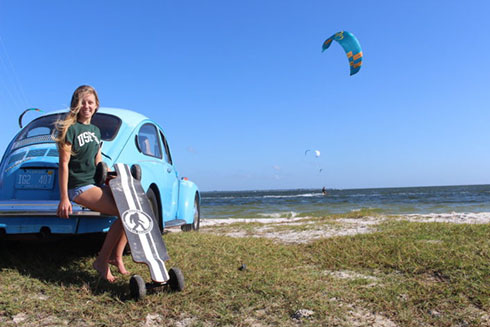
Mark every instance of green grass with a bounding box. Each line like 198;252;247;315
0;218;488;326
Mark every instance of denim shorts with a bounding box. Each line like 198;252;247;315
68;184;96;201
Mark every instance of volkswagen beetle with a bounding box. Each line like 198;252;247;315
0;108;200;238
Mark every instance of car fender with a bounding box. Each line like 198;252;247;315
177;178;200;224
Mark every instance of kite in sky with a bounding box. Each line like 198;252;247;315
322;31;363;76
305;149;320;158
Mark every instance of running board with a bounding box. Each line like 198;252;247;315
164;219;187;227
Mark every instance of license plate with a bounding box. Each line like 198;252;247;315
16;169;55;190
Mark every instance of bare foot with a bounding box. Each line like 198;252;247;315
108;257;129;275
92;260;116;283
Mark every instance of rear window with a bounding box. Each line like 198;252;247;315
91;113;122;141
12;113;122;150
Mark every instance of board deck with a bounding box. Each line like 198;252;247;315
109;163;170;283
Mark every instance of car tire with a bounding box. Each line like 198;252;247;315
146;187;162;233
192;194;200;231
181;193;200;232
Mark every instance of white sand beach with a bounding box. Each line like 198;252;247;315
196;213;490;244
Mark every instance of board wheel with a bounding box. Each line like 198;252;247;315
131;164;142;181
94;162;108;186
168;267;185;292
129;275;146;300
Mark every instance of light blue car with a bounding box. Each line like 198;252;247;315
0;108;200;238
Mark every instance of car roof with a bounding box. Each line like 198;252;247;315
48;107;151;129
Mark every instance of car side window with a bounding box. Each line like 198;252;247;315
137;124;162;159
159;131;172;165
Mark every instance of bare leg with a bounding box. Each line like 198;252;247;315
75;186;128;282
94;220;122;282
109;232;129;275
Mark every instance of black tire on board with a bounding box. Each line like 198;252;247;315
129;275;146;300
130;164;142;181
94;162;108;186
168;267;185;292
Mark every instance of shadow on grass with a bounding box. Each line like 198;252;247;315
0;234;132;299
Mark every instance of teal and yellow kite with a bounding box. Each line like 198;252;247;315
322;31;363;76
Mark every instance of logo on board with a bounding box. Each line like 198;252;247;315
121;209;153;235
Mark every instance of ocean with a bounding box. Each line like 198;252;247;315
200;184;490;219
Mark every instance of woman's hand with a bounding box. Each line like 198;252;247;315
57;198;72;219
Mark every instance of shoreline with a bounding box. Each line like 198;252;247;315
196;213;490;244
201;212;490;226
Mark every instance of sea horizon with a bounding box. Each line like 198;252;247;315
201;183;490;194
200;184;490;220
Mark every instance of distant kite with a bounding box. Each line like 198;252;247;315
322;31;363;76
305;149;320;158
18;108;44;128
305;149;322;174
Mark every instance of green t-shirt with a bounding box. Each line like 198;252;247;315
65;122;102;189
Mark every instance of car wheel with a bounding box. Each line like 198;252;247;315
181;193;200;232
192;194;200;231
146;188;162;233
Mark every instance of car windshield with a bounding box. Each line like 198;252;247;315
12;113;122;150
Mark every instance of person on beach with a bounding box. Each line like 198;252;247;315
55;85;128;283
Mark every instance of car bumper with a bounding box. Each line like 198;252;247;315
0;200;116;235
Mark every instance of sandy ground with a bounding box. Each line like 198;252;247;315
196;212;490;244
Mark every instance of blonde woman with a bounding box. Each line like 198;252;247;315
55;85;128;282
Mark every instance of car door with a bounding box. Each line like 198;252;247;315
136;123;178;221
158;129;179;221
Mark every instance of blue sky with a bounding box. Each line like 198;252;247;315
1;0;489;191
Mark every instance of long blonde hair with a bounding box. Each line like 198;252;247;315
54;85;100;153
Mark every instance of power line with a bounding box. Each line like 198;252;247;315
0;34;30;110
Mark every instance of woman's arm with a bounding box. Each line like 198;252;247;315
57;144;72;218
